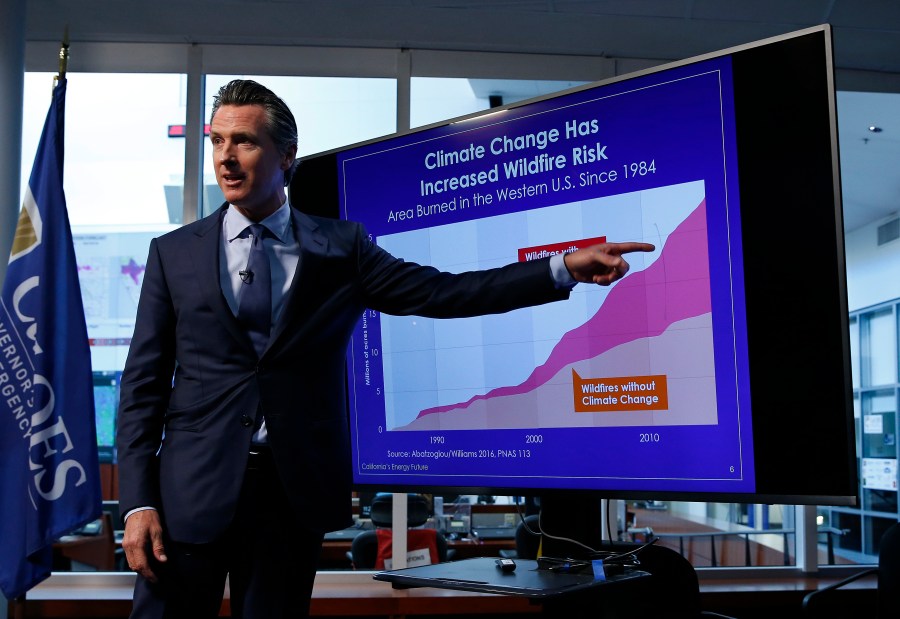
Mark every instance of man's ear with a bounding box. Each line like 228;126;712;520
282;144;298;170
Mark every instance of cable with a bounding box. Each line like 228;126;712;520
514;500;595;552
514;497;542;537
535;509;600;554
518;499;656;560
587;537;659;564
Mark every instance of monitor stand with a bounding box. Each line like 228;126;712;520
538;495;604;559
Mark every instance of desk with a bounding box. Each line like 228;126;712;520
12;569;878;618
52;514;117;572
375;557;648;598
14;571;542;617
374;557;650;617
319;541;351;569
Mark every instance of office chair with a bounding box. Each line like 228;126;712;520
349;493;450;569
625;541;738;618
499;513;542;560
802;520;899;618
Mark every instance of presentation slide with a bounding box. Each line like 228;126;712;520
339;56;756;494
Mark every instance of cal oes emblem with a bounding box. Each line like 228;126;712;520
10;189;43;263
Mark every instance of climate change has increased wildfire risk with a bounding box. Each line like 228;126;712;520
418;119;606;201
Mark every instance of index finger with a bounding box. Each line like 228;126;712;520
605;242;655;255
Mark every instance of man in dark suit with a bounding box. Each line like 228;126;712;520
117;79;653;618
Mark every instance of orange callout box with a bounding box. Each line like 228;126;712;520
572;370;669;412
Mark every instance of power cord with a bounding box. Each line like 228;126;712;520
513;498;659;566
588;537;659;565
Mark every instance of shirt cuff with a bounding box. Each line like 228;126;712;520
549;253;577;289
123;506;157;522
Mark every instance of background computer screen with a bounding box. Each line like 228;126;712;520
92;370;119;463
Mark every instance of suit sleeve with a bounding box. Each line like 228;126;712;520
354;224;570;317
116;238;177;517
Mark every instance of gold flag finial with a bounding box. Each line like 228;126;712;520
56;26;69;84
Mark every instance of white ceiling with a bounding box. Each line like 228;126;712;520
22;0;900;232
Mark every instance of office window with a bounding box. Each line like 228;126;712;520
22;72;187;227
850;316;860;388
202;75;396;217
410;78;490;128
626;501;798;568
862;307;896;387
861;390;897;512
862;390;896;459
410;78;587;128
820;300;900;563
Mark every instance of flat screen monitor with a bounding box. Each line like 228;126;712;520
291;25;856;505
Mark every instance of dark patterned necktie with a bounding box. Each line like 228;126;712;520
237;224;272;357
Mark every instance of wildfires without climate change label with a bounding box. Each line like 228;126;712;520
572;370;669;412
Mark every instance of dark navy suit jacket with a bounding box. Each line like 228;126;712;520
116;205;569;543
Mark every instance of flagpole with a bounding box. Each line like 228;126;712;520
55;26;69;86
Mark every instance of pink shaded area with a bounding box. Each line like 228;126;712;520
121;258;146;285
416;199;711;419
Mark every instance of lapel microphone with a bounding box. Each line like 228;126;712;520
239;269;253;284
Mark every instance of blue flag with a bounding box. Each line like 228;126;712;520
0;78;102;599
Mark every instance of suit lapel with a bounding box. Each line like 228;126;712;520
268;209;329;348
188;205;254;352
